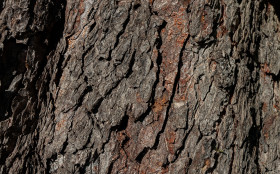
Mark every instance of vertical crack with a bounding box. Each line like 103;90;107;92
229;144;235;174
153;34;190;149
108;5;132;61
135;20;167;122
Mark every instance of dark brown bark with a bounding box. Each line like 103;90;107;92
0;0;280;173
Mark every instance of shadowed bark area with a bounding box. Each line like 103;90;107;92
1;0;280;173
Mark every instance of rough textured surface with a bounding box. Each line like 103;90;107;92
1;0;280;173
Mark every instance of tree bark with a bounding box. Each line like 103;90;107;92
1;0;280;173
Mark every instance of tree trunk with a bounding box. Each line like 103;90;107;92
1;0;280;173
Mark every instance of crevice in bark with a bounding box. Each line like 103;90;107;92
229;144;235;174
237;0;242;4
265;72;280;82
229;61;239;104
111;114;129;132
135;20;166;122
153;35;190;149
46;153;58;173
196;128;203;145
268;0;280;20
249;108;262;173
26;0;36;28
206;153;219;173
91;97;104;114
79;130;93;151
201;78;213;102
135;106;151;123
133;3;141;10
0;39;28;166
47;0;67;51
74;86;93;111
79;154;92;174
216;107;226;128
228;112;237;174
135;147;148;163
125;50;136;78
100;114;129;161
108;6;131;61
54;55;65;87
0;39;26;100
22;148;35;174
188;157;193;166
60;137;68;155
71;164;80;174
171;123;194;163
88;22;97;34
205;140;222;173
239;107;261;171
0;1;3;13
49;0;67;87
107;161;114;174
